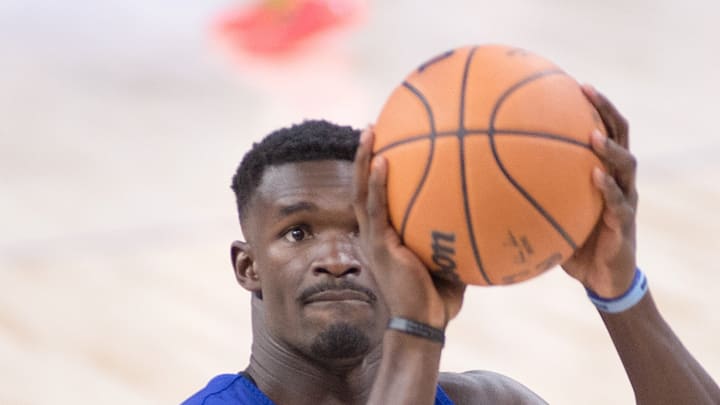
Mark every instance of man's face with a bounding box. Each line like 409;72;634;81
240;160;389;361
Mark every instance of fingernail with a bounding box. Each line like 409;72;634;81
592;166;605;184
580;83;596;97
591;129;606;146
359;129;369;144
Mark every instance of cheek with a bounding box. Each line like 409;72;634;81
263;241;299;264
259;242;308;285
255;245;308;310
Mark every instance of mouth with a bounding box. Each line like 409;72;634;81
303;289;372;305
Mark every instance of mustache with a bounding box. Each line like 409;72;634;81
298;280;378;303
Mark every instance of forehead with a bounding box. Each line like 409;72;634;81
249;160;355;215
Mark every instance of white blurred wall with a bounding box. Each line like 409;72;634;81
1;0;718;404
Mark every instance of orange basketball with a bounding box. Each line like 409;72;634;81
373;44;606;286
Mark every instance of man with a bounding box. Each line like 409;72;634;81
183;86;720;404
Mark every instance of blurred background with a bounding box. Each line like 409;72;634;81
1;0;718;403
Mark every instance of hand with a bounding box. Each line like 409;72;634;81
561;85;638;298
353;127;466;329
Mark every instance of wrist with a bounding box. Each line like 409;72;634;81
586;267;648;313
387;317;445;346
388;295;448;330
371;325;443;405
583;263;636;298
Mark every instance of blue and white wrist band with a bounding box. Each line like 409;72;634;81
586;268;648;313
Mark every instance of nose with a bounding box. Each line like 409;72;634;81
311;234;362;278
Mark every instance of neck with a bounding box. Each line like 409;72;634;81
246;297;383;405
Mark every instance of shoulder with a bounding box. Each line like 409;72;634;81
438;370;547;405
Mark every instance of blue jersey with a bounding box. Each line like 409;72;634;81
183;373;455;405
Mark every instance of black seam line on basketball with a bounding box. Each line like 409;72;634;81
488;68;578;250
459;46;491;285
396;81;437;244
491;130;592;150
417;49;455;73
375;129;591;155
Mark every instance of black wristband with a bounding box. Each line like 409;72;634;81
387;317;445;345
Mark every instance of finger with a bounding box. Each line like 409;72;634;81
366;156;390;243
582;84;629;148
593;167;635;232
591;130;637;203
353;127;373;231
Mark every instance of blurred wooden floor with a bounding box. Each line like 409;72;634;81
1;0;718;404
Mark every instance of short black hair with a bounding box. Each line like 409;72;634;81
231;119;361;223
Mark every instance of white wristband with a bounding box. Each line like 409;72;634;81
586;268;648;313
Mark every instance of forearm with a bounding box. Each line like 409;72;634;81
601;290;720;404
367;330;443;405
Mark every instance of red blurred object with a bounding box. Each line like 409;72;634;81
212;0;362;56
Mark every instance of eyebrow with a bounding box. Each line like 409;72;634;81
277;201;318;218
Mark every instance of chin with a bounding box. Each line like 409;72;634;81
309;322;372;360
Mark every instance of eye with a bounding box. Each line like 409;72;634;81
283;226;312;242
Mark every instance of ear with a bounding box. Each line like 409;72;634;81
231;240;262;295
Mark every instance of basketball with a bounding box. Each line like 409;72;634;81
373;44;606;286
